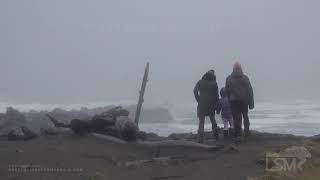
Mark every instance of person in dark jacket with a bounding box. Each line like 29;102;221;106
194;70;220;143
226;62;254;142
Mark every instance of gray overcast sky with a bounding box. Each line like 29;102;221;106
0;0;319;104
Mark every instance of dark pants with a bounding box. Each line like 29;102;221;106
198;111;218;143
231;101;250;137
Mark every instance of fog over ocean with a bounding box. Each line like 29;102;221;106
1;99;319;137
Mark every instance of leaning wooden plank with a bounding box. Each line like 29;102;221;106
134;62;149;125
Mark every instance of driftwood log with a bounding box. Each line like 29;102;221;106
91;133;220;151
48;106;220;151
48;107;139;141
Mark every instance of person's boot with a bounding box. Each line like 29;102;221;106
214;129;219;141
229;128;234;138
198;130;204;144
244;129;251;138
223;130;229;139
233;129;241;144
235;136;242;144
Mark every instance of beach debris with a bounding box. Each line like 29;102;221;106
49;106;140;141
92;133;220;154
134;62;149;125
115;116;139;141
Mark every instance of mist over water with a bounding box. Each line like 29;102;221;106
1;0;320;105
1;99;319;137
0;1;319;136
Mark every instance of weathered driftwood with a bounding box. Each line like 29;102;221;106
91;133;220;151
135;62;150;125
48;107;139;141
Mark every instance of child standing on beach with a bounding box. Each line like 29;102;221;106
217;87;234;138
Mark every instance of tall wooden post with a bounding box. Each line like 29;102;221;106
134;62;149;125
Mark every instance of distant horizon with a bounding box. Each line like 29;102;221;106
0;97;319;113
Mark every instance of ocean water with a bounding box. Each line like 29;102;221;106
140;100;320;137
0;100;319;137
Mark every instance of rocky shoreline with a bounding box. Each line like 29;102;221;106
0;106;319;180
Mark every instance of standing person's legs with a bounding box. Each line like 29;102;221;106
228;117;235;137
198;117;205;143
231;101;242;138
209;111;219;140
223;118;231;138
241;102;250;137
223;118;229;131
229;117;234;129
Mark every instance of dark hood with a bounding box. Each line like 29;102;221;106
202;72;216;81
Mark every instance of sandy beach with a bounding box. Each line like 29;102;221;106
1;130;318;180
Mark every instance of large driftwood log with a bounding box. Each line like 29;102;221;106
91;133;220;151
48;107;139;141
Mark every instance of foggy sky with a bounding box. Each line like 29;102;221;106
0;0;319;105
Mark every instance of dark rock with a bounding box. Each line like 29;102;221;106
0;107;28;136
